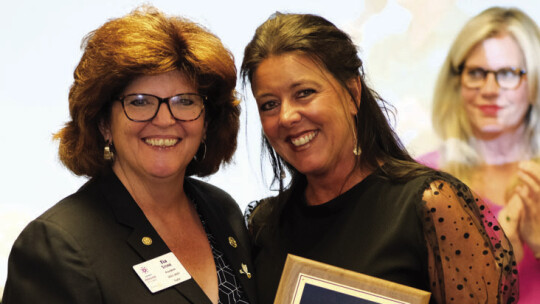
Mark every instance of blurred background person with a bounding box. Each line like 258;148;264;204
2;6;255;304
418;7;540;303
242;12;518;304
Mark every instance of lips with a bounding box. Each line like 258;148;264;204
290;130;318;147
477;105;502;116
144;137;179;147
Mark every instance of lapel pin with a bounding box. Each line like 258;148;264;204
141;236;153;246
239;263;252;279
228;236;238;248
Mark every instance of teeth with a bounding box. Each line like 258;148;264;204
291;131;317;147
145;138;178;147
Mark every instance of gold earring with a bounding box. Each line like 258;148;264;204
351;117;361;156
104;142;114;161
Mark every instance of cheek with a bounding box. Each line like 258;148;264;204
109;106;130;139
505;85;529;114
260;116;278;138
509;95;530;123
460;87;479;121
460;86;476;105
511;86;529;106
192;122;206;141
112;118;135;136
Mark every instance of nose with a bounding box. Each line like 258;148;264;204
279;99;301;127
480;72;500;96
152;102;176;126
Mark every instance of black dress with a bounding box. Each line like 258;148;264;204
246;168;518;304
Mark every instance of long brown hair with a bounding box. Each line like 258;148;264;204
241;12;428;192
241;13;433;231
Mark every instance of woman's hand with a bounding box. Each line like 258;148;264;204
498;193;524;262
515;160;540;259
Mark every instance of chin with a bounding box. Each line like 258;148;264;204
292;161;324;176
145;164;185;179
479;125;503;132
473;125;508;140
471;119;502;133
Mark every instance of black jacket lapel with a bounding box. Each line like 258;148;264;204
99;171;211;304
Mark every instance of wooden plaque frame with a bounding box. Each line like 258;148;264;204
274;254;431;304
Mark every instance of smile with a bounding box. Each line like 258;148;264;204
144;138;179;147
477;105;502;116
290;131;318;147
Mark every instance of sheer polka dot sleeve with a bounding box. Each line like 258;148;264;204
421;178;519;303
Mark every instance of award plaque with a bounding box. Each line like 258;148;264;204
274;254;431;304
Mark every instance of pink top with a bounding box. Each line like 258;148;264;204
418;151;540;303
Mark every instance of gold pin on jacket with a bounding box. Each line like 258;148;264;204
239;263;252;279
141;237;152;246
228;236;237;248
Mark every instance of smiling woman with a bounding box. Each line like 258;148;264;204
252;53;359;185
460;34;529;138
102;71;207;182
241;12;518;304
2;5;256;304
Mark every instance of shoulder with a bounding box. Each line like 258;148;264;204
18;175;126;253
35;177;108;229
420;171;470;199
376;167;469;212
242;195;277;250
393;165;462;189
418;171;484;227
7;181;106;284
410;169;471;205
185;177;236;207
4;177;120;303
245;195;276;225
185;177;244;226
185;177;231;198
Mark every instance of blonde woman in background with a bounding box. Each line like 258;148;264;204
418;7;540;302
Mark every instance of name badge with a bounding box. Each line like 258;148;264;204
133;252;191;293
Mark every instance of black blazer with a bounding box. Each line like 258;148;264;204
2;171;257;304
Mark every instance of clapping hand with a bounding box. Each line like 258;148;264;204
515;160;540;259
499;189;524;262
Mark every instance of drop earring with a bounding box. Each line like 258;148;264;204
194;141;207;162
351;117;361;156
104;141;114;161
353;145;361;156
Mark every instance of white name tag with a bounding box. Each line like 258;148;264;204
133;252;192;293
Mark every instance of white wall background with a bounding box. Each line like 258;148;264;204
2;0;539;296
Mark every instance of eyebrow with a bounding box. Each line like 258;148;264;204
255;92;275;100
463;65;525;71
255;80;320;99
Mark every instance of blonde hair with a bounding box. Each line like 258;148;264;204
432;7;540;178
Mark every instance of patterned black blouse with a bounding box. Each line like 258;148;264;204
246;168;518;304
198;206;250;304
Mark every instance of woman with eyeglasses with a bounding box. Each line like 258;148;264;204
2;6;255;304
418;7;540;302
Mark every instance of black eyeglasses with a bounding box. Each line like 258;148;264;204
117;93;207;122
461;66;526;90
